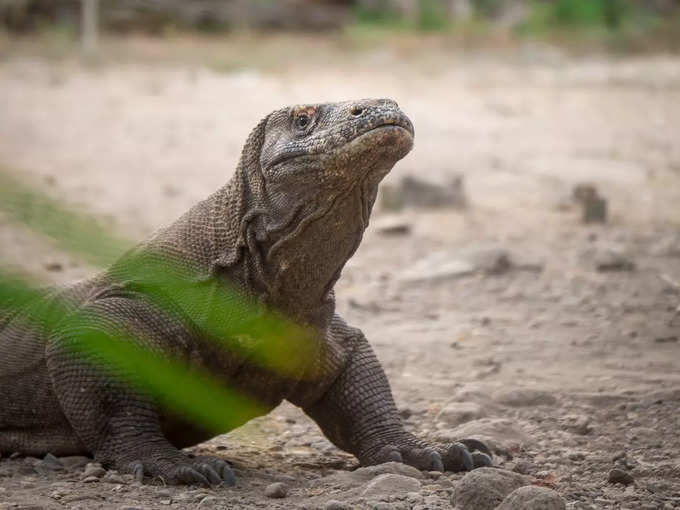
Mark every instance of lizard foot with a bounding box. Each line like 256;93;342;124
124;454;235;487
361;436;492;473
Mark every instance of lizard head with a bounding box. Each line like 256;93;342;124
234;99;414;320
259;98;414;183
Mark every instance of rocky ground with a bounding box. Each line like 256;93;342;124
0;35;679;509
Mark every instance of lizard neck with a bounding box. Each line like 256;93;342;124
242;172;380;324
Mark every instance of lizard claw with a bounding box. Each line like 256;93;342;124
458;438;493;457
130;460;144;483
440;442;474;472
122;454;235;486
472;452;493;468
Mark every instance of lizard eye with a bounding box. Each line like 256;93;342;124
295;114;311;130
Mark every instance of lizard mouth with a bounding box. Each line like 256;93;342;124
265;116;414;170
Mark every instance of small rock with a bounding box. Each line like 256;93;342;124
436;402;485;427
495;389;558;407
463;247;513;275
81;475;100;483
44;260;64;272
59;456;91;470
352;461;425;481
264;482;288;499
103;473;126;484
608;468;634;485
595;250;635;272
83;463;106;479
399;252;474;282
453;468;532;510
373;503;397;510
573;183;607;223
438;418;529;453
374;216;412;236
362;473;421;497
323;501;352;510
198;496;221;507
497;485;566;510
560;413;593;435
33;453;64;474
512;461;534;475
654;335;678;343
380;175;467;211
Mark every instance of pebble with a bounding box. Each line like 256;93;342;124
374;216;412;236
436;402;485;427
102;473;126;484
438;418;529;452
495;389;558;407
594;250;635;272
59;456;91;471
608;468;635;485
82;463;106;479
496;485;566;510
362;474;421;497
81;475;100;483
323;501;352;510
333;461;424;485
452;467;531;510
264;482;288;498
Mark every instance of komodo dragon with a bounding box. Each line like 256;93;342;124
0;99;491;486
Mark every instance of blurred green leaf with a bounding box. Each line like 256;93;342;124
0;168;321;435
0;169;129;267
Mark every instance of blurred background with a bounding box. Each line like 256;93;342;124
1;2;680;508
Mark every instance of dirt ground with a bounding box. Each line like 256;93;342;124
0;35;679;510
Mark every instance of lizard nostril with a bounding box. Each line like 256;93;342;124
351;106;364;117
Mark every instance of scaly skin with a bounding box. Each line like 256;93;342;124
0;99;491;486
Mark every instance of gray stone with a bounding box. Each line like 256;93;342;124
452;468;531;510
362;473;421;497
462;247;513;275
399;252;474;282
379;175;467;211
595;250;635;272
437;418;529;452
323;501;352;510
608;468;634;485
573;183;607;223
436;402;485;427
497;486;566;510
33;453;64;474
323;461;425;486
59;456;91;471
82;463;106;479
374;216;412;236
495;389;558;407
264;482;288;498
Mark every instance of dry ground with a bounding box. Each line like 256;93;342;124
0;34;679;510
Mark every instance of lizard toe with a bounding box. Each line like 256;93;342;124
471;452;493;468
194;463;222;486
373;445;404;464
440;442;474;472
401;447;443;472
458;438;493;457
172;465;211;486
192;456;236;486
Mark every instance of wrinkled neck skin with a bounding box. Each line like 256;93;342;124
224;160;389;329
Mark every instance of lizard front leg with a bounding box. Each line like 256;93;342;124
299;322;492;472
46;295;235;486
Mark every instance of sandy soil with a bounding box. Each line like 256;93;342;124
0;36;679;509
